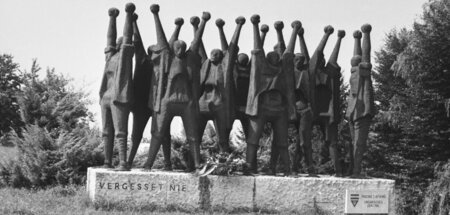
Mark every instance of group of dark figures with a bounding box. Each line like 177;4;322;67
100;3;374;179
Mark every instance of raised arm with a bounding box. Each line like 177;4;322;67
361;24;371;64
314;25;334;56
216;19;228;51
298;27;310;62
359;24;372;76
150;4;169;48
229;16;246;55
251;15;262;50
285;21;301;54
353;30;362;57
122;3;135;45
190;16;207;61
260;24;269;47
132;13;146;60
106;8;119;48
191;12;211;53
169;18;184;49
274;21;286;54
328;30;345;64
351;30;362;66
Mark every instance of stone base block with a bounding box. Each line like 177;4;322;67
87;168;395;214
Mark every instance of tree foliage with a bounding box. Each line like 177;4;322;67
0;54;22;139
17;59;92;137
370;0;450;214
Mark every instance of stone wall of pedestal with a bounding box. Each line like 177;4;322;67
87;167;396;214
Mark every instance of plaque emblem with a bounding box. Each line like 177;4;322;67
350;194;359;207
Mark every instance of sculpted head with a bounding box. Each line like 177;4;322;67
294;53;306;70
210;49;224;64
173;40;187;58
267;51;280;66
273;44;282;55
237;53;249;66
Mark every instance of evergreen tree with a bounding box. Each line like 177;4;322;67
17;59;92;137
0;54;23;139
370;0;450;214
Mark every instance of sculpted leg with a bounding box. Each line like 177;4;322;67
351;116;371;178
214;111;232;153
273;114;290;176
347;121;355;176
183;106;202;171
101;101;114;168
144;108;172;170
327;122;342;176
128;108;151;168
299;109;315;175
292;120;302;174
161;132;172;170
111;103;130;171
245;116;265;175
319;121;330;165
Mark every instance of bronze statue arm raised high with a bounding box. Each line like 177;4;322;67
106;8;119;52
311;25;334;62
285;21;302;54
228;16;246;59
251;15;263;51
298;27;310;63
216;18;228;51
191;12;210;53
169;18;184;49
190;16;208;61
274;21;286;55
327;30;345;67
309;25;334;118
132;13;147;63
260;24;269;47
122;4;135;46
150;4;169;49
360;24;374;117
360;24;372;75
353;30;362;58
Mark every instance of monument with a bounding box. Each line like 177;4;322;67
346;24;375;179
142;5;210;174
93;3;392;214
127;13;153;168
243;15;300;176
99;3;135;171
197;16;246;154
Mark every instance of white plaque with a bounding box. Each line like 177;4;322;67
345;189;389;214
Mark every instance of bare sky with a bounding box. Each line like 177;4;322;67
0;0;426;134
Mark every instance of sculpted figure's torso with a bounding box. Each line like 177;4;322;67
199;52;230;111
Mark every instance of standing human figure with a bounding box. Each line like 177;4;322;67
127;13;152;168
318;30;345;176
346;25;375;178
244;15;300;176
291;26;314;175
143;4;210;174
233;24;269;138
99;4;135;171
128;15;185;169
197;17;246;154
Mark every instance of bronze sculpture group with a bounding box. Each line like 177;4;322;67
100;3;375;178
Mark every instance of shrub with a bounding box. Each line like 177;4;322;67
0;125;103;188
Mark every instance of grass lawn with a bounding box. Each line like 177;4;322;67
0;185;239;215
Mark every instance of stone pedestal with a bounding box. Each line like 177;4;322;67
87;167;395;214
